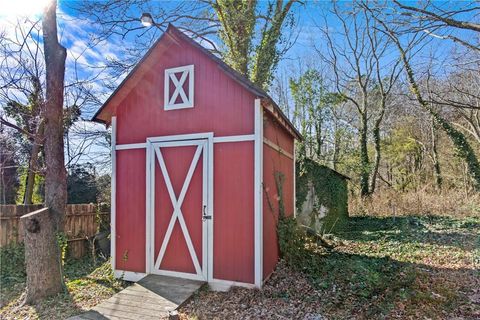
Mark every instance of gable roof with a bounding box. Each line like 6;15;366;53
92;24;301;140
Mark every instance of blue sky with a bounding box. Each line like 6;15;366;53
1;0;471;113
1;0;476;169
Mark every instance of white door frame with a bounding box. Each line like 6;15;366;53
145;132;214;282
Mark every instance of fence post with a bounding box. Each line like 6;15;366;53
20;207;63;303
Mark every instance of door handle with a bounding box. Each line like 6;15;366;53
202;205;211;220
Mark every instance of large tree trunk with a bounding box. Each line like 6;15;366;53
22;0;68;304
21;208;63;303
43;0;67;231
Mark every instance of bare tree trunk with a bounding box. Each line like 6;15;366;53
24;120;45;204
332;128;340;171
431;116;442;190
369;104;386;194
315;121;322;160
360;113;370;197
21;208;63;304
43;0;67;231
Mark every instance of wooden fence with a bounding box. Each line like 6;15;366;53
0;204;109;258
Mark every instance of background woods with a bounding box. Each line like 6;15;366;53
273;1;480;204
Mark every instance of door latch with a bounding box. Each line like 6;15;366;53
202;205;211;220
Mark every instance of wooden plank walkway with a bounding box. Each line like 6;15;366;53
69;275;204;320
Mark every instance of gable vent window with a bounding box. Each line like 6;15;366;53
164;65;194;110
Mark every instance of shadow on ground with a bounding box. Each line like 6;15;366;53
337;215;480;249
181;214;480;319
0;255;125;319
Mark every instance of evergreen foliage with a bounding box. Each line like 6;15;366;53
67;164;98;204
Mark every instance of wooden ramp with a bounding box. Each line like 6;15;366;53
70;275;204;320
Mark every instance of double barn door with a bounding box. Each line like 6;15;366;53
146;135;212;281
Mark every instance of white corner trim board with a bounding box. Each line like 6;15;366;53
114;270;147;282
145;140;153;275
110;116;117;272
253;98;263;288
293;142;297;218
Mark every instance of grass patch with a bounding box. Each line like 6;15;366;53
0;250;128;319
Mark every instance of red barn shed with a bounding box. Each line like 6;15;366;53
93;25;301;290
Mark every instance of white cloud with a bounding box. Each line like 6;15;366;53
0;0;49;20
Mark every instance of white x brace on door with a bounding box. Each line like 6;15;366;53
146;134;213;282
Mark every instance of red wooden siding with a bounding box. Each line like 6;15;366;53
213;142;254;283
263;112;294;154
112;29;257;283
262;111;295;279
115;149;146;272
114;33;255;145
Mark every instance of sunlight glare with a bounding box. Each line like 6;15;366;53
0;0;51;18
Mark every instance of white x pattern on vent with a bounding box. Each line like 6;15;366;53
164;65;194;110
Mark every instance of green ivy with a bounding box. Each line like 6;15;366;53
56;232;68;267
0;244;26;286
277;215;326;278
296;158;349;233
275;167;328;281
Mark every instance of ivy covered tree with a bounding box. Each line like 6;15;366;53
212;0;298;88
318;2;401;197
367;6;480;190
1;76;45;205
74;0;299;90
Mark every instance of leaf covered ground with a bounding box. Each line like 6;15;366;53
0;213;478;319
0;254;128;319
180;214;480;319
